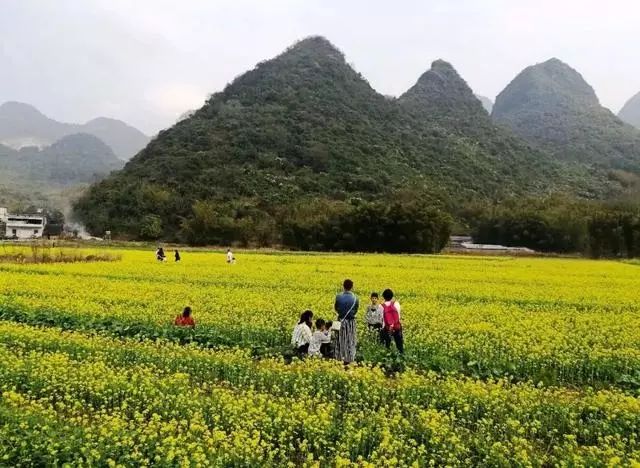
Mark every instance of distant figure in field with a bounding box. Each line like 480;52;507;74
156;247;166;262
226;249;235;264
381;289;404;354
291;310;313;357
308;318;332;358
334;279;359;364
174;306;195;327
175;250;181;262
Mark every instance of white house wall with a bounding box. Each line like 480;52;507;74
6;226;44;239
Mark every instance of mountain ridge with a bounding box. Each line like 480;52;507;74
619;92;640;129
0;101;149;160
492;58;640;172
0;132;123;186
74;37;608;240
398;59;490;122
397;59;608;197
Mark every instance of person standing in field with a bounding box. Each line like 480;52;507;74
334;279;359;364
291;310;314;357
381;289;404;354
226;249;235;264
174;250;181;262
365;292;384;335
174;306;195;327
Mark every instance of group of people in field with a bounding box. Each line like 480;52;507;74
156;247;180;262
291;279;404;364
169;261;403;363
155;247;236;264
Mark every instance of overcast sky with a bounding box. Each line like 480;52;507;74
1;0;639;135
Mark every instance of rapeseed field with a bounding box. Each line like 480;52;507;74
0;248;639;465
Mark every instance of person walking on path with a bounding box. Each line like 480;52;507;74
334;279;359;364
381;289;404;354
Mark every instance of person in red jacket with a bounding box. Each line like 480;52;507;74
381;289;404;354
174;306;195;327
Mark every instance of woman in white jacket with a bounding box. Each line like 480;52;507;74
291;310;314;356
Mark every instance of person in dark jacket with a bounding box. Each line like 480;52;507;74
156;247;166;262
334;279;359;364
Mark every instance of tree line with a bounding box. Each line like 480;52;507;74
75;182;640;258
177;196;452;254
461;196;640;258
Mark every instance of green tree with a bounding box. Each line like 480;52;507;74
139;214;163;240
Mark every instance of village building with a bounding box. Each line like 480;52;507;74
448;235;473;248
0;207;48;239
447;235;535;254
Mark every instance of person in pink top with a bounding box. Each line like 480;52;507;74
381;288;404;354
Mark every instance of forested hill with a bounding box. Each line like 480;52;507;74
396;60;590;196
399;60;490;122
74;37;611;242
0;101;149;160
0;133;123;185
492;58;640;172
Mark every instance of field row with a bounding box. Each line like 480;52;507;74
2;249;640;466
1;250;640;387
0;321;639;466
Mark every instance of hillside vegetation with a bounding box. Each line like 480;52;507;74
0;101;148;160
397;60;597;196
75;38;609;246
492;58;640;172
0;135;122;212
0;134;122;185
0;101;147;210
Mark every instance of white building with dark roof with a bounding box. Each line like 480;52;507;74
0;208;47;239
